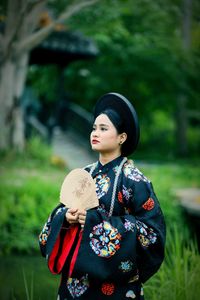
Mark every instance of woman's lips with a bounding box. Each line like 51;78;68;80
92;139;100;144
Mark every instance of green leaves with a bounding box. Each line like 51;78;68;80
26;0;200;157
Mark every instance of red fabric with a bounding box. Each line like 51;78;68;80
48;225;80;274
48;234;61;274
69;229;83;277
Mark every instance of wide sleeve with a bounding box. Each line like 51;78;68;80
72;208;139;283
128;179;166;283
38;204;68;258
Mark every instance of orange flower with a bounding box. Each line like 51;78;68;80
118;191;123;203
142;198;155;210
101;283;115;295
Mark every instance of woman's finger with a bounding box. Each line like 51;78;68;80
78;210;86;216
68;208;78;214
78;213;86;225
66;211;79;223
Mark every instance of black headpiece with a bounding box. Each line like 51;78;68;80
94;92;140;156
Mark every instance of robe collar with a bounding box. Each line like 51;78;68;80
93;155;124;176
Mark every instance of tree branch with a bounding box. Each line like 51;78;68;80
8;0;46;41
27;0;46;10
3;0;46;62
55;0;99;24
6;1;34;46
15;0;99;55
25;0;47;35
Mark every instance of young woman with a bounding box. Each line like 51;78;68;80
39;93;166;300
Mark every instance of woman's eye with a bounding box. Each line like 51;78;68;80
101;127;107;131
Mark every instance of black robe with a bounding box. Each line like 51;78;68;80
39;156;166;299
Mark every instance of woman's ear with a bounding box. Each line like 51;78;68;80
119;132;127;145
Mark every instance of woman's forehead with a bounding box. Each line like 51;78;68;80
94;114;113;125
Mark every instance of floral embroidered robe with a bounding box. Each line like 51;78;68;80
39;156;166;300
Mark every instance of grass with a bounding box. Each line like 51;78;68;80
145;226;200;300
0;138;200;299
0;138;67;254
0;255;59;300
22;268;34;300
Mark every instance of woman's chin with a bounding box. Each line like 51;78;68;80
91;144;99;150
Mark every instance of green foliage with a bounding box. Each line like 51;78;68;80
145;226;200;300
0;0;7;14
27;65;60;103
25;136;52;162
26;0;200;157
0;138;67;254
0;256;59;299
1;177;57;254
139;110;175;155
187;125;200;153
64;0;199;157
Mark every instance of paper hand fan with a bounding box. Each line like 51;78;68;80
60;168;99;210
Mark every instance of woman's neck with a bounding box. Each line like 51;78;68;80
99;152;121;166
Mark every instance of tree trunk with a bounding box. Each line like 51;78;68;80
12;53;29;151
0;52;28;151
0;59;15;150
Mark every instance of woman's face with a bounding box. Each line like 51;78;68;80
90;114;122;155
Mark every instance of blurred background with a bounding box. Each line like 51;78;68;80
0;0;200;299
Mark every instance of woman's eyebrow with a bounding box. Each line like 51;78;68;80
93;123;109;127
99;123;109;127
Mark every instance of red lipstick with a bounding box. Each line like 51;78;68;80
92;139;99;144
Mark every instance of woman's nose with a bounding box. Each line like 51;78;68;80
93;132;98;138
92;129;99;137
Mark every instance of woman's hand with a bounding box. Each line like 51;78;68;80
78;210;87;227
65;208;79;224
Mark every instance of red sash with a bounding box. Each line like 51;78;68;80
48;225;83;276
